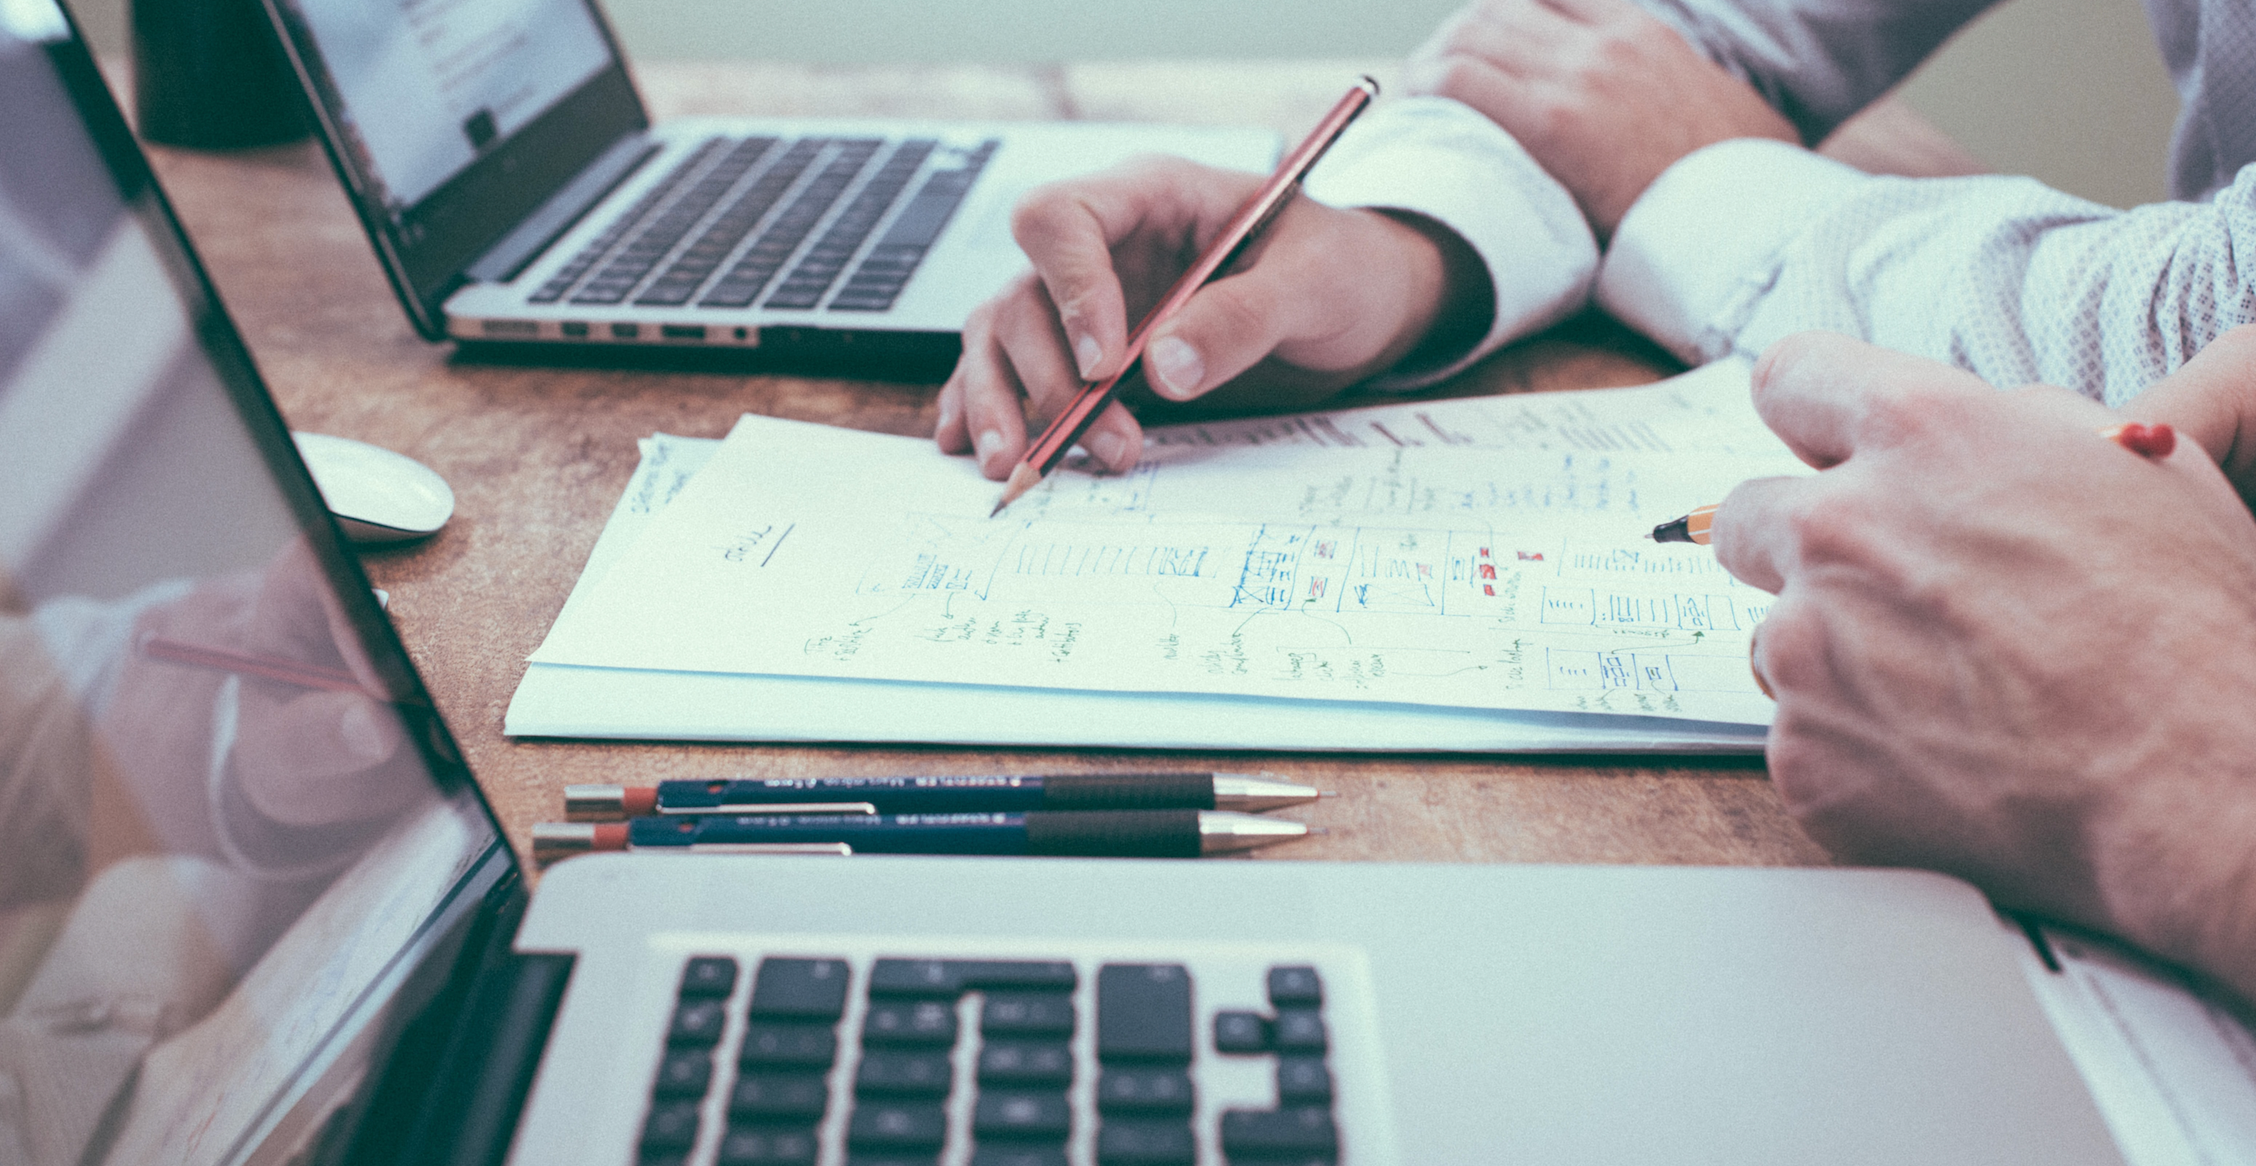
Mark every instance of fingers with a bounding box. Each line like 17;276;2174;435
1748;331;1994;469
941;274;1145;480
1011;160;1255;382
233;687;403;779
1704;474;1811;595
2121;322;2256;497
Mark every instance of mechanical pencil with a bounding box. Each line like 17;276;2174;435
562;772;1325;820
531;810;1310;860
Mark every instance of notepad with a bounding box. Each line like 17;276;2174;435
507;360;1801;749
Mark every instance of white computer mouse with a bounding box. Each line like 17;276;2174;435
291;432;455;544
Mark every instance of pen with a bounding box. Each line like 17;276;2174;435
138;632;367;694
562;772;1326;820
989;77;1381;516
530;810;1311;860
1649;420;2180;544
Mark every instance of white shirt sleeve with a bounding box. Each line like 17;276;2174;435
1304;97;1599;392
1598;138;2256;404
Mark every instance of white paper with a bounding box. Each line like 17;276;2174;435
529;363;1800;726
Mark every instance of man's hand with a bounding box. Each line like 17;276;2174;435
936;156;1485;479
1404;0;1797;240
101;540;424;863
1711;332;2256;1003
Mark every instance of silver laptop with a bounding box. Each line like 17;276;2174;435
254;0;1278;363
0;9;2125;1165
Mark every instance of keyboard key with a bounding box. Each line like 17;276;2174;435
863;998;958;1045
536;138;722;303
973;1090;1071;1139
1271;1009;1326;1054
1276;1057;1333;1104
750;957;851;1020
640;1100;701;1151
637;1152;686;1166
856;1049;953;1096
1096;1118;1194;1165
668;998;727;1046
1219;1108;1338;1157
982;992;1076;1037
970;1147;1068;1166
1266;965;1323;1008
1097;964;1192;1062
847;1100;948;1150
846;1156;939;1166
867;959;1075;996
681;956;739;997
652;1048;714;1097
1213;1010;1269;1054
740;1022;838;1068
1096;1068;1194;1114
717;1124;819;1165
730;1072;831;1121
977;1041;1073;1087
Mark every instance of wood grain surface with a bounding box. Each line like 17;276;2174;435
114;59;1977;878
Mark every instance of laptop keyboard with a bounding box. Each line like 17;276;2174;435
527;133;997;315
637;955;1346;1166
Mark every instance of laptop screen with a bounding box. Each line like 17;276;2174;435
273;0;611;213
0;7;503;1165
263;0;648;338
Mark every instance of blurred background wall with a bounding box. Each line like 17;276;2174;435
67;0;2181;208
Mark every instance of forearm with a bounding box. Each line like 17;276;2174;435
1599;140;2256;403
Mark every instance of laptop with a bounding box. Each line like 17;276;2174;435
0;8;2130;1164
252;0;1279;364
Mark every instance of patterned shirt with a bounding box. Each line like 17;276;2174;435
1306;0;2256;404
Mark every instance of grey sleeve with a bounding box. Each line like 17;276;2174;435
1635;0;2005;142
1602;139;2256;404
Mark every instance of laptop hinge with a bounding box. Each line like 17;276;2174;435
336;872;575;1166
465;132;661;285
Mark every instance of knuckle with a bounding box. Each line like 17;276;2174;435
1856;382;1965;446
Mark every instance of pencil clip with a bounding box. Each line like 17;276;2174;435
686;842;855;857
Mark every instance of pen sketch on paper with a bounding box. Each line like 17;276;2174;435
530;363;1800;725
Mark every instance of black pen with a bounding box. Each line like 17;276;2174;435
531;810;1311;860
563;773;1325;820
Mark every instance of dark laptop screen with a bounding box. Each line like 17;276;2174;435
0;6;501;1165
271;0;612;214
264;0;648;338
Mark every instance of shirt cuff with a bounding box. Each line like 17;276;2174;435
1304;97;1599;392
1596;139;1870;364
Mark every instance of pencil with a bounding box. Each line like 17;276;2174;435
1647;420;2179;544
989;77;1381;516
138;632;366;694
563;772;1326;819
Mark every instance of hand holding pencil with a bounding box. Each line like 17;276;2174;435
937;79;1493;490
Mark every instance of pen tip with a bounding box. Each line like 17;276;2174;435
1318;791;1339;798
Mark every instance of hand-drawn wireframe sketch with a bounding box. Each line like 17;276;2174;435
530;368;1804;727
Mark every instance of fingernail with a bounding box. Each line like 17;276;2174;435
1147;335;1203;398
1073;333;1104;379
976;429;1006;469
340;701;388;761
1089;430;1127;467
934;397;957;437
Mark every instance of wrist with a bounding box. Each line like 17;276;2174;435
1365;209;1493;378
2091;721;2256;1005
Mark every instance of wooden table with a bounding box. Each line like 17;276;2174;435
135;61;1971;875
